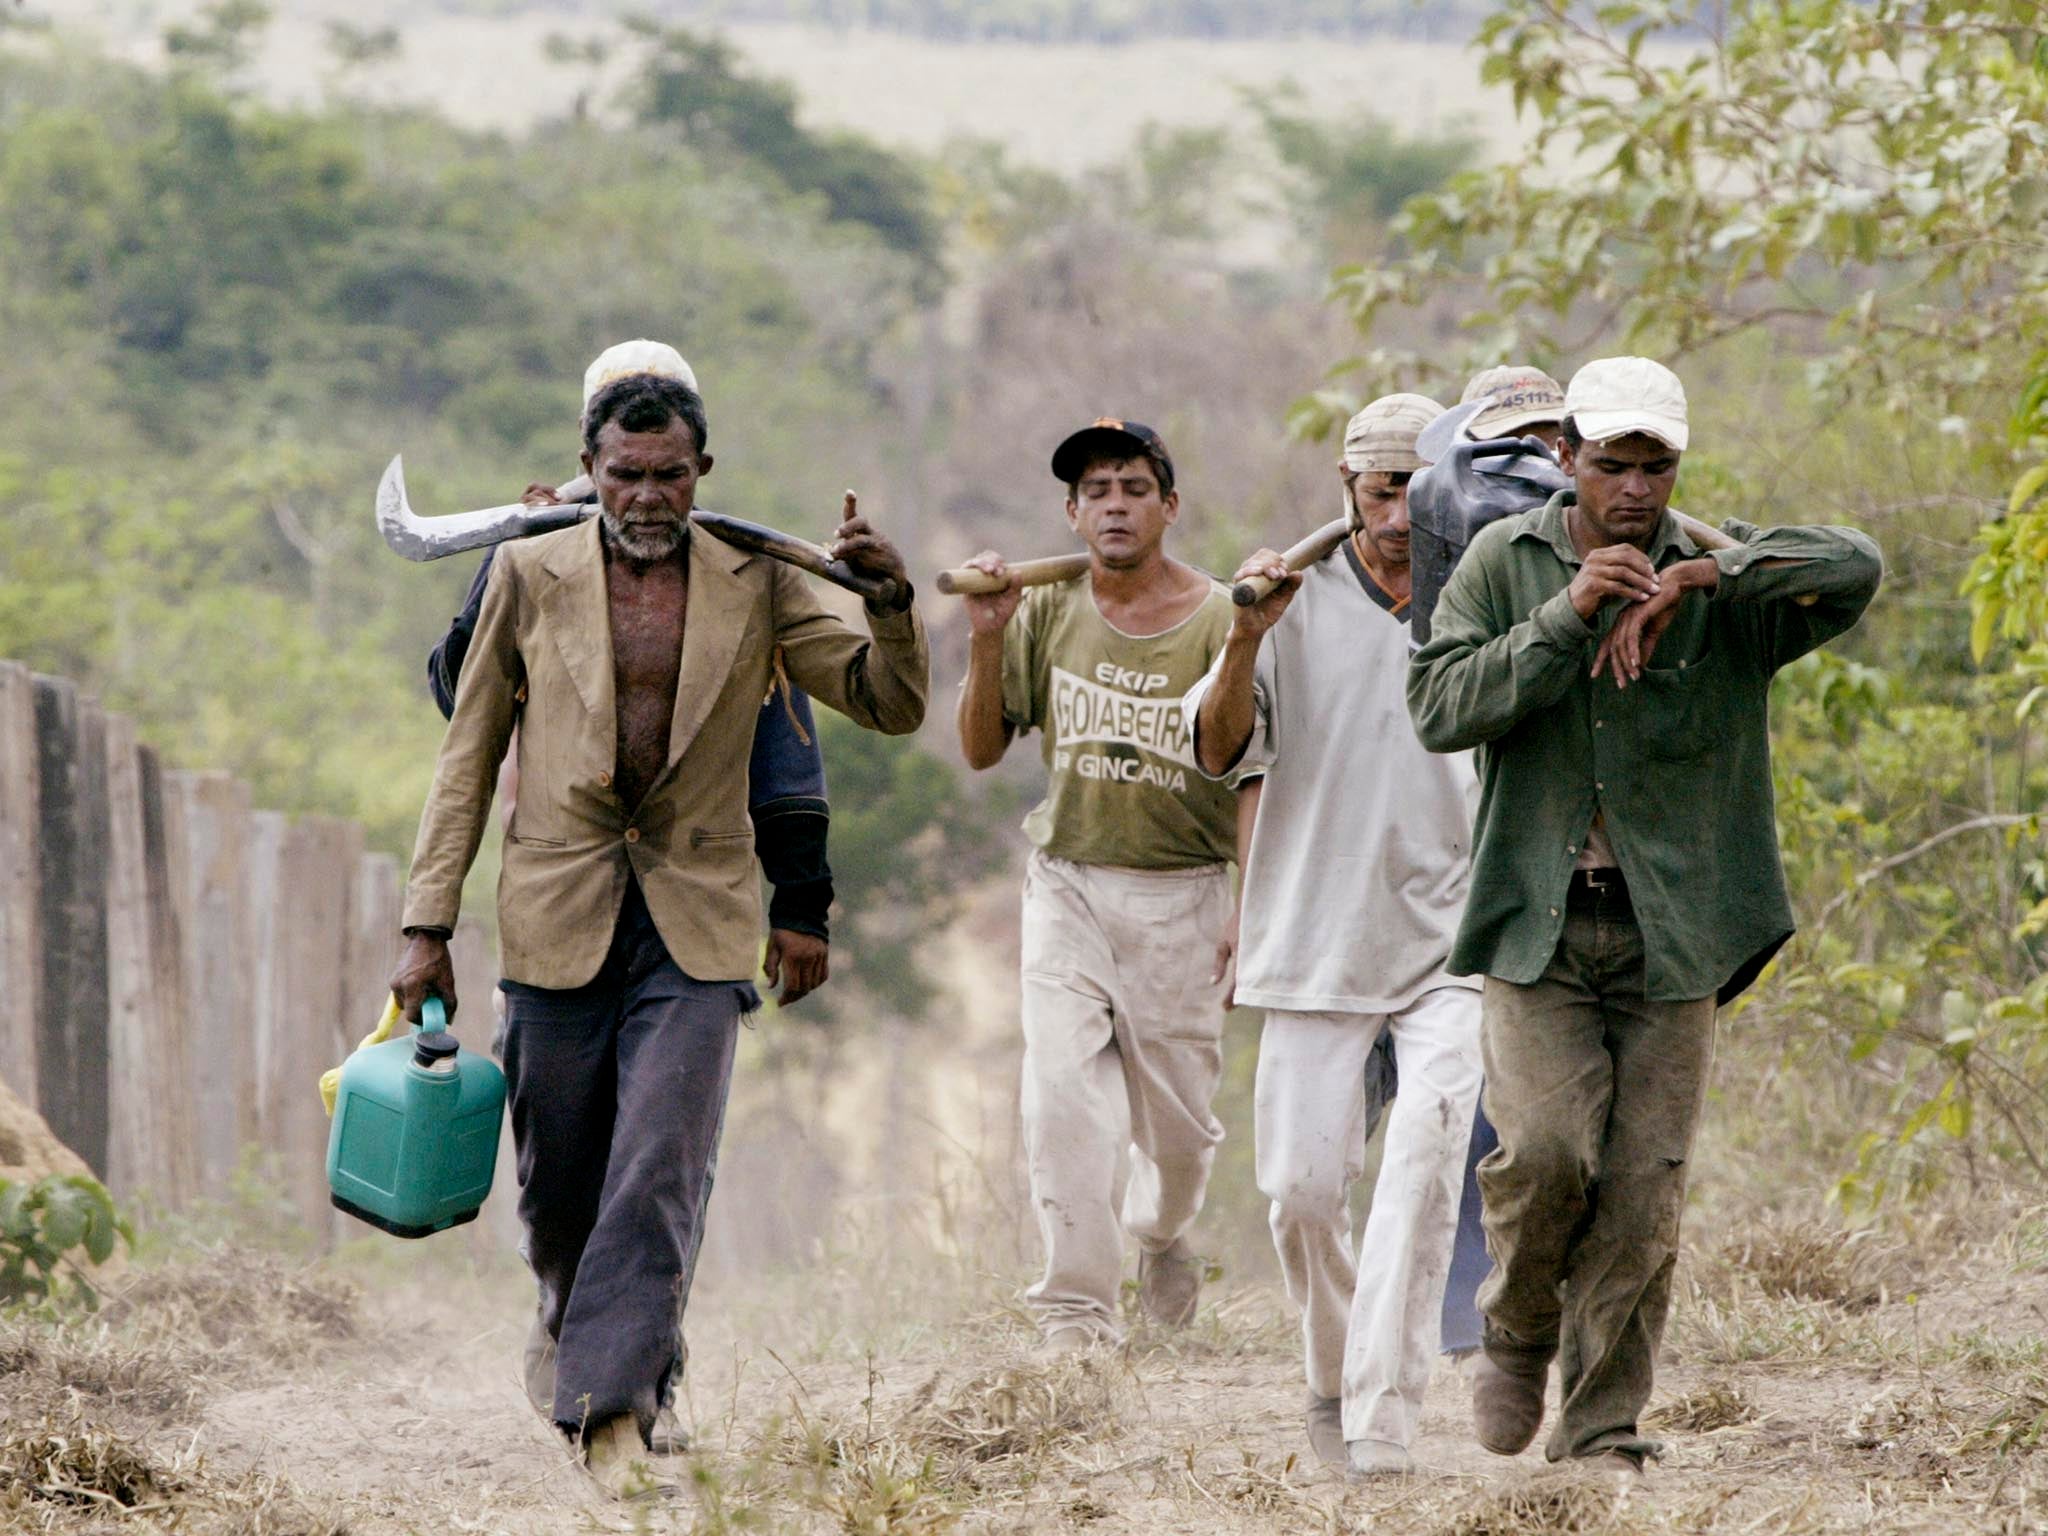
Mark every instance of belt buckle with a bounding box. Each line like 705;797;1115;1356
1581;867;1618;892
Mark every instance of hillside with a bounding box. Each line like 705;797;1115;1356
61;0;1522;169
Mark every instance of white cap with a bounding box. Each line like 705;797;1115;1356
1342;392;1444;473
1564;356;1688;451
581;340;698;407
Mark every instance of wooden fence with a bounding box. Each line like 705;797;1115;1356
0;659;514;1249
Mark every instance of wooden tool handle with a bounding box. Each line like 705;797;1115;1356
1671;512;1816;606
1231;518;1355;606
936;553;1094;595
688;511;901;606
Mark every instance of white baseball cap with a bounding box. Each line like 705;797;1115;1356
1342;392;1445;473
581;340;699;407
1564;356;1688;451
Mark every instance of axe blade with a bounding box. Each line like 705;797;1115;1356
375;454;592;562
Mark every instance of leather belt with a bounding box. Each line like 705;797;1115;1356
1565;867;1631;911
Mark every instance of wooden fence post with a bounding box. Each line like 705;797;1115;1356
270;817;363;1236
169;771;257;1198
105;718;199;1205
0;662;41;1106
244;810;288;1209
32;676;110;1177
335;852;400;1245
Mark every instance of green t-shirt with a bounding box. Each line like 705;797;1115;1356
1000;574;1240;870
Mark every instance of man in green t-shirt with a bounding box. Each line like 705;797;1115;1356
957;418;1248;1351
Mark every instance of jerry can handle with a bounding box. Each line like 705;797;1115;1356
420;996;448;1035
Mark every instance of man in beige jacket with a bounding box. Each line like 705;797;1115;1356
390;371;927;1499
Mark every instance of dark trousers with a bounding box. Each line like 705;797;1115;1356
1476;896;1715;1462
498;881;755;1441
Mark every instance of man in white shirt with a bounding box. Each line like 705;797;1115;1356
1188;393;1482;1480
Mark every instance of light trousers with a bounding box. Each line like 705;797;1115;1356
1254;989;1482;1447
1019;851;1233;1338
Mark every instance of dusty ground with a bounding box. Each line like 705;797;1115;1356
8;1199;2046;1535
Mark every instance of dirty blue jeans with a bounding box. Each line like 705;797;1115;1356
499;880;757;1443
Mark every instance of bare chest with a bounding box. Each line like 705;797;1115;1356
606;561;687;808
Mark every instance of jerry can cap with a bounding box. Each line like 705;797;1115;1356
414;996;459;1067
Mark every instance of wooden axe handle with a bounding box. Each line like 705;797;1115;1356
687;510;900;607
936;553;1094;595
1232;517;1356;606
1671;511;1817;606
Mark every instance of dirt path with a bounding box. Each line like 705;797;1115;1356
185;1249;2048;1535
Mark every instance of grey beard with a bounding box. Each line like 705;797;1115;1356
601;505;686;565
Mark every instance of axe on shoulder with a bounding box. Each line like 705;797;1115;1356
374;456;901;607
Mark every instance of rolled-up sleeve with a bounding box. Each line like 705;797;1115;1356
1709;519;1884;671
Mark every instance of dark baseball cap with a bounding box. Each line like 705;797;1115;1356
1051;418;1175;491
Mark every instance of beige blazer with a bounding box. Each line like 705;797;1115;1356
402;518;928;987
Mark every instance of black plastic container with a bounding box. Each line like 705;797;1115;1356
1407;437;1571;647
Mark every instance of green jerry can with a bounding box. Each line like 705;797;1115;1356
326;997;507;1238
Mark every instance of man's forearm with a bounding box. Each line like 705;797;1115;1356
1194;633;1261;778
957;631;1012;770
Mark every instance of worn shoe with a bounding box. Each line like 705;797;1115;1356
1346;1437;1416;1480
1137;1238;1204;1328
1038;1325;1108;1359
648;1404;691;1455
1471;1351;1548;1456
522;1313;556;1422
1305;1394;1346;1468
581;1414;675;1502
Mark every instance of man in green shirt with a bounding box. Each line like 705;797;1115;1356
957;419;1247;1352
1407;357;1881;1472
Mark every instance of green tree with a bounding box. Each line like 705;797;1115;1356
1245;84;1478;255
1307;0;2048;424
624;18;941;279
162;0;273;86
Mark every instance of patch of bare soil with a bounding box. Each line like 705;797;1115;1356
9;1221;2048;1534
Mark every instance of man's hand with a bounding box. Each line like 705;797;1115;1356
960;550;1026;637
828;491;910;601
390;933;458;1023
1211;903;1242;1011
763;929;829;1008
1592;557;1715;687
521;482;563;507
1567;544;1662;621
1229;548;1302;640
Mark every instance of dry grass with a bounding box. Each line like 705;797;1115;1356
1717;1220;1897;1311
1641;1376;1758;1433
0;1409;181;1512
100;1246;358;1371
897;1355;1127;1469
0;1323;202;1418
1439;1472;1621;1536
1180;1446;1319;1518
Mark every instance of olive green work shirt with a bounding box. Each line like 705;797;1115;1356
1406;492;1882;1003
